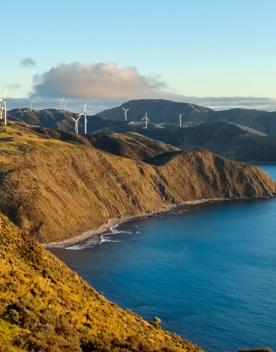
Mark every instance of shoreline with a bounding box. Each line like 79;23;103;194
45;197;232;248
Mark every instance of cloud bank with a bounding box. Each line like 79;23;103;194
27;61;276;112
182;96;276;111
32;62;166;99
20;57;36;68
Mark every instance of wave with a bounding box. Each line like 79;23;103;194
109;223;132;235
65;224;133;250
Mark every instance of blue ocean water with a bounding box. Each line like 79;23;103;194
52;165;276;351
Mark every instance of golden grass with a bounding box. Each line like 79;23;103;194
0;214;202;352
0;125;65;154
0;124;275;244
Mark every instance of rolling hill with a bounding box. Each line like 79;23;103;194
90;131;179;160
89;122;276;163
8;108;134;134
0;124;275;244
96;99;276;137
7;102;276;162
142;121;276;162
96;99;211;125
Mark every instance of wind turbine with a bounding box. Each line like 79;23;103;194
178;113;184;128
122;106;130;122
0;88;8;126
29;99;35;112
70;114;82;134
78;101;88;134
63;99;68;112
58;97;68;111
58;98;64;110
141;110;149;129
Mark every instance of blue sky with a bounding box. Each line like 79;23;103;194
1;0;276;111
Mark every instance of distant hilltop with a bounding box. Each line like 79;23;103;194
7;98;276;162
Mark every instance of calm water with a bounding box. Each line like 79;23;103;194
52;165;276;351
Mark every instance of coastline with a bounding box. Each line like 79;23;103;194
45;197;232;248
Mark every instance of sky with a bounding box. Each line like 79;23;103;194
1;0;276;112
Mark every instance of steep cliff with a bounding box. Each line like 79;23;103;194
0;125;275;243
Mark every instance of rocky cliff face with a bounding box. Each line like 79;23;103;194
0;214;203;352
0;125;275;243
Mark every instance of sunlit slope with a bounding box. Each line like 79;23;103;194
90;131;179;160
0;214;203;352
0;124;274;243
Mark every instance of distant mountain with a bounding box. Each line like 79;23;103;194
96;99;276;137
143;121;276;162
8;105;276;162
8;108;133;134
8;108;74;131
91;131;179;160
96;99;212;125
205;108;276;137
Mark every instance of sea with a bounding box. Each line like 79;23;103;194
51;164;276;351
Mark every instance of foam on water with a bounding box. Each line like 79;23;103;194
65;222;135;250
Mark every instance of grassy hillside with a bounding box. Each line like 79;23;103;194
8;103;276;162
0;124;275;244
0;213;203;352
207;108;276;136
142;122;276;162
8;108;132;134
90;131;179;160
96;99;211;124
96;99;276;136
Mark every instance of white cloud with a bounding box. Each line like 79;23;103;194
183;96;276;111
7;96;276;114
32;62;167;100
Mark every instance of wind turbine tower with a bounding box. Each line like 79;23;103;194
141;110;149;129
0;88;8;126
78;101;88;134
29;99;34;112
70;114;82;134
58;97;68;111
178;113;184;128
63;99;68;112
122;106;130;122
58;98;64;110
